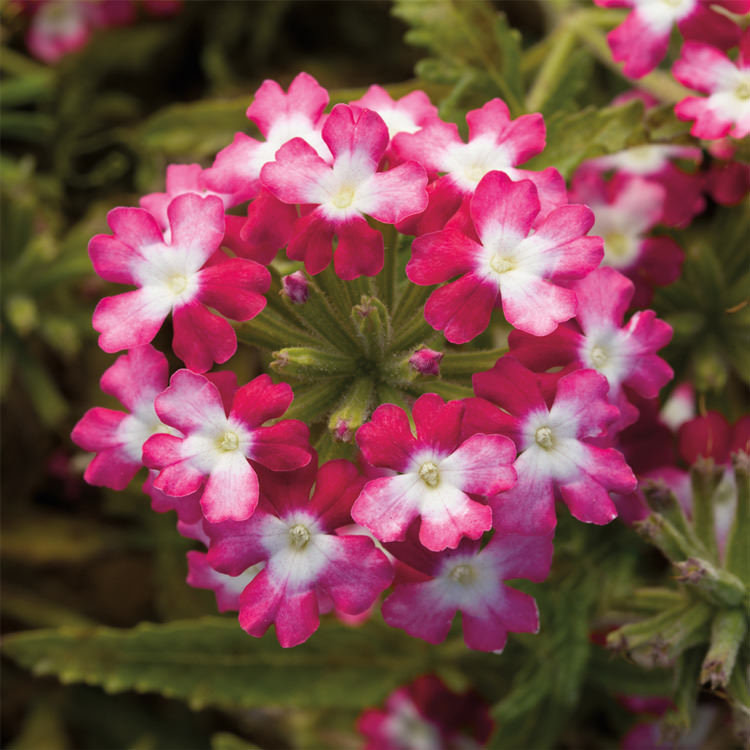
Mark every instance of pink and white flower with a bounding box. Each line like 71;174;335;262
470;357;637;534
142;371;312;524
358;675;493;750
569;170;683;307
186;550;263;613
382;531;553;652
352;393;516;551
89;193;270;372
595;0;748;79
407;171;603;343
203;72;330;206
260;103;429;279
206;459;394;647
508;266;674;429
71;344;173;490
584;145;705;228
673;32;750;140
392;98;567;235
349;85;441;152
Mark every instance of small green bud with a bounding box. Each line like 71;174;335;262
674;557;746;607
701;609;747;690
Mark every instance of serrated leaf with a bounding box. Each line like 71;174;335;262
3;616;436;712
526;100;645;179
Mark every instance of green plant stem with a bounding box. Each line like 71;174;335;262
525;26;577;113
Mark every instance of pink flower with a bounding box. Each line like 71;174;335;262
349;85;441;154
569;170;683;307
407;171;602;343
89;193;270;372
584;145;705;228
352;393;516;551
143;371;312;524
673;32;750;140
203;72;330;205
595;0;748;79
206;459;394;647
382;531;553;652
71;345;172;490
24;0;93;63
392;98;567;234
358;675;493;750
508;266;674;430
470;357;637;534
260;103;428;279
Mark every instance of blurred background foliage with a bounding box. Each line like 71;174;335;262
1;1;748;748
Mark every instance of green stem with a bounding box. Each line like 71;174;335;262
525;26;577;113
440;347;507;378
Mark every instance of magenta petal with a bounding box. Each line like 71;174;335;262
471;172;540;243
608;11;670;78
364;161;429;223
317;536;393;614
93;289;171;353
238;191;300;264
678;5;742;50
559;476;619;525
491;464;557;535
308;459;365;530
351;475;421;542
553;369;618;438
462;612;509;652
286;213;335;275
99;345;169;411
72;407;126;451
441;434;517;495
151;459;205;498
172;300;237;372
200;453;259;523
493;586;539;634
500;275;577;336
88;235;139;284
250;421;311;470
412;393;463;454
382;582;455;644
107;205;164;250
333;217;383;280
230;375;293;427
472;357;546;416
261;138;330;205
496;113;547;164
82;448;142;491
357;403;418;471
322;104;388;169
487;531;554;582
167;194;225;262
197;258;270;321
418;486;493;551
408;229;480;285
248;72;328;136
154;369;226;432
424;274;498;344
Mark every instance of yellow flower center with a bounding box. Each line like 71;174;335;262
590;345;609;369
535;426;555;450
449;564;476;585
490;255;514;274
418;461;440;488
167;274;188;295
288;523;311;549
332;186;356;209
605;232;629;259
217;431;240;452
735;81;750;101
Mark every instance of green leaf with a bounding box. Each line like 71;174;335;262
3;616;436;712
135;98;249;162
525;100;645;179
210;733;261;750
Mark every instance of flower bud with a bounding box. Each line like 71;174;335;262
409;347;443;376
281;271;309;304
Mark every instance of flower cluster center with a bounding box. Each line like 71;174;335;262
449;563;476;585
418;461;441;488
535;426;555;450
288;523;311;549
217;430;240;452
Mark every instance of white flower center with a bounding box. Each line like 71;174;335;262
590;345;609;369
604;232;629;260
288;523;311;549
167;273;189;295
490;254;515;274
449;563;476;585
418;461;440;488
217;430;240;452
735;81;750;101
535;426;555;450
465;164;487;184
331;186;356;209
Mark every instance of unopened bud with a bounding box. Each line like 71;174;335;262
701;608;747;690
409;347;443;376
328;377;375;443
281;271;309;304
674;557;746;606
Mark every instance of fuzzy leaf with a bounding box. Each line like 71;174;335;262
3;616;435;712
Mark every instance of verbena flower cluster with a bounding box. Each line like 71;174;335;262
72;71;687;653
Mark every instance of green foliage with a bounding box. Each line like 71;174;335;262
2;616;438;712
